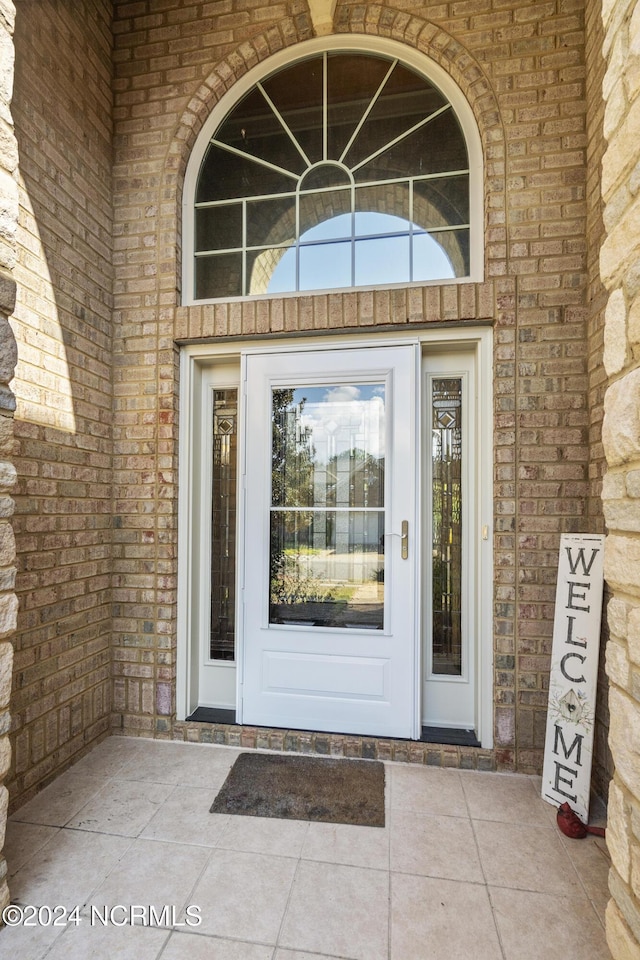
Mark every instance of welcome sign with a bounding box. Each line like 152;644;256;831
541;533;605;824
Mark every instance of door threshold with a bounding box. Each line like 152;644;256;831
420;725;480;747
186;708;479;748
187;707;236;724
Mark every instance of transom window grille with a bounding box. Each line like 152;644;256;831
193;51;471;299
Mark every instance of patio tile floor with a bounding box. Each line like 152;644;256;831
1;737;611;959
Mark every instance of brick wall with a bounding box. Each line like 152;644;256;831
6;1;114;811
0;0;18;915
599;0;640;955
110;0;315;738
108;0;596;776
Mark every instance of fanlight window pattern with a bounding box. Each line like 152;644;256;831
193;52;470;299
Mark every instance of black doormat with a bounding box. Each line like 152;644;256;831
210;752;385;827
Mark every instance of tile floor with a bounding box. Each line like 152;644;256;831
1;737;611;959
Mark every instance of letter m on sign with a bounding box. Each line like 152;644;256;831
553;724;583;766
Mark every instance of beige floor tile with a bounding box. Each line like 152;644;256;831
217;812;309;858
68;736;145;779
141;786;230;846
389;764;467;817
1;736;612;960
162;931;275;959
10;770;110;827
66;778;174;836
189;848;297;943
558;834;611;899
490;886;611;959
558;834;611;925
391;872;503;960
43;920;169;960
3;820;59;875
474;820;583;896
301;819;390;870
88;838;211;919
0;915;66;960
114;741;199;784
9;829;132;908
279;860;389;960
116;742;240;788
390;808;483;882
590;884;611;928
275;952;346;960
461;771;551;825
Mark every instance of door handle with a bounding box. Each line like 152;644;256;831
401;520;408;560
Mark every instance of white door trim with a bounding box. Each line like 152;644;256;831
177;327;493;747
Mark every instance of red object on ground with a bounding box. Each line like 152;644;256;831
556;801;606;839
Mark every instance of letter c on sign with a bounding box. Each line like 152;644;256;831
560;652;586;684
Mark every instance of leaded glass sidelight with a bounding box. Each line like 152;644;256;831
431;378;462;675
193;51;471;298
210;389;238;660
269;384;385;629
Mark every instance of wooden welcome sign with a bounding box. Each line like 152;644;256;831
541;533;606;824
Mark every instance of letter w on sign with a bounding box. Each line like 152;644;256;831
541;534;605;824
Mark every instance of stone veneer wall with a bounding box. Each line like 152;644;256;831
585;0;612;801
600;0;640;956
0;0;18;914
110;0;594;775
5;1;114;812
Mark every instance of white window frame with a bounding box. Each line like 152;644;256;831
422;350;476;728
182;35;484;305
177;326;493;747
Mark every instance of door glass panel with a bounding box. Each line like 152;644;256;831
215;87;307;177
270;383;385;628
195;252;242;300
413;232;456;282
196;204;242;253
261;57;324;165
431;378;462;674
299;241;352;291
269;510;384;628
210;389;238;661
246;196;296;247
354;234;410;286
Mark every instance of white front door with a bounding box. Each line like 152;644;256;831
240;345;419;739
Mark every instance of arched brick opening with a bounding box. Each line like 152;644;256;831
167;6;505;300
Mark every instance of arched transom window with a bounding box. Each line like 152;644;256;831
189;49;478;300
